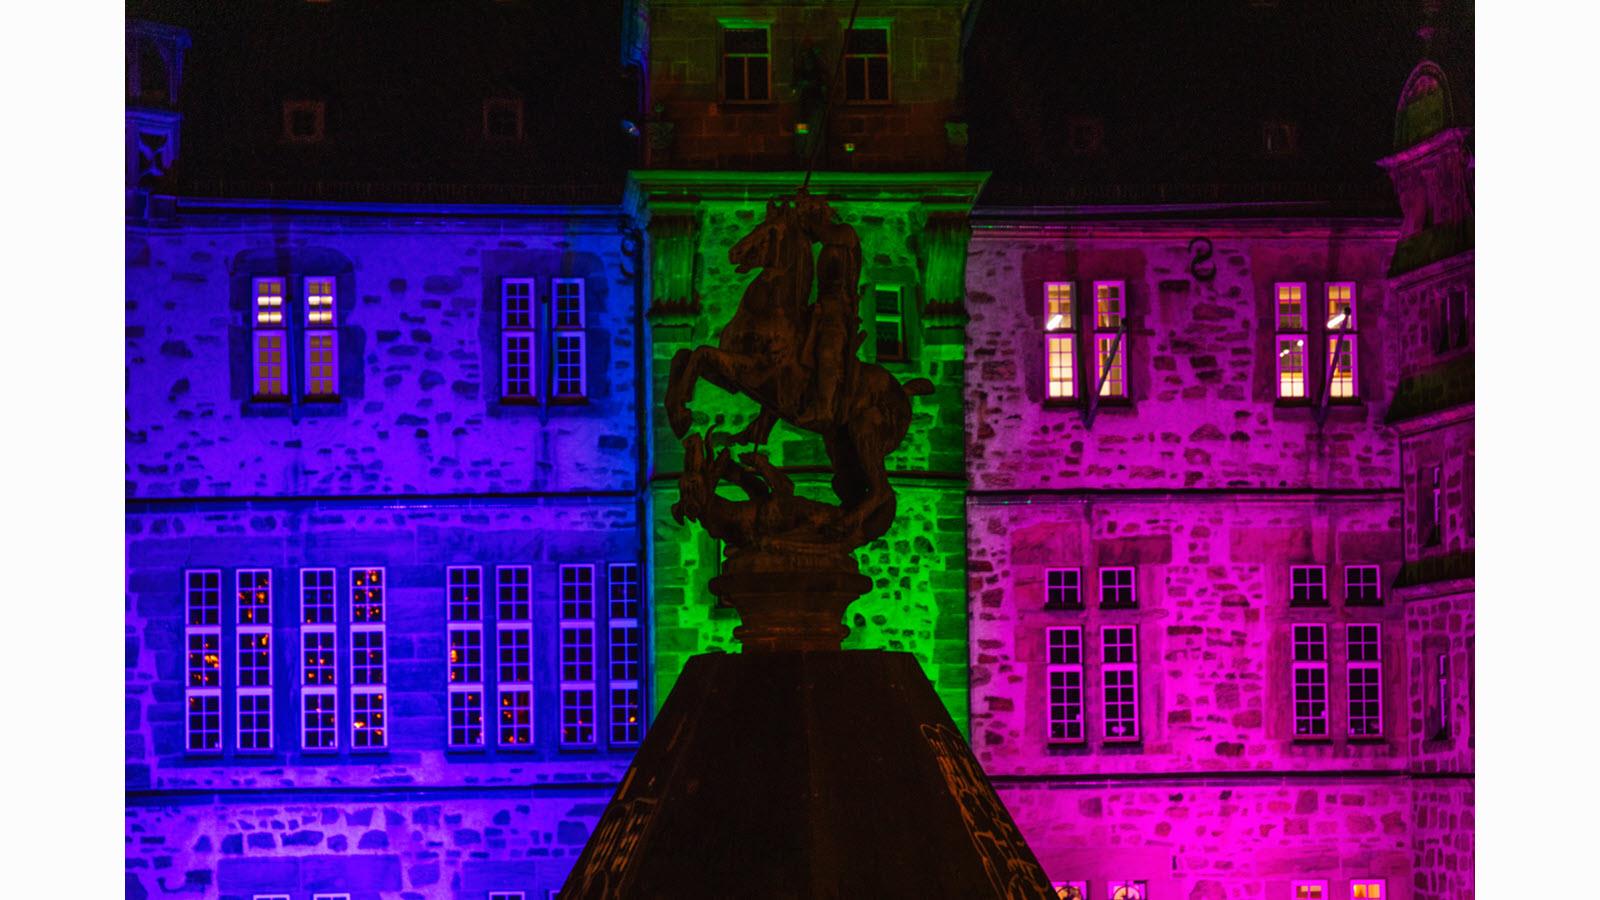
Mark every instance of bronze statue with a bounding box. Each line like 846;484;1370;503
665;191;932;649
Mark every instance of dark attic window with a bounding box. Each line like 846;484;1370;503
282;100;326;144
844;26;891;103
484;98;525;141
1262;120;1299;157
1066;117;1104;156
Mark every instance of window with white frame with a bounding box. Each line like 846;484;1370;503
502;279;537;400
552;278;587;399
1325;282;1357;399
1099;567;1134;608
609;562;644;746
447;566;486;748
489;893;526;900
1045;567;1081;610
560;564;598;747
1276;282;1308;399
1046;626;1085;744
1292;624;1328;738
1044;282;1077;400
185;570;223;753
350;567;386;750
843;26;890;102
872;285;907;362
1350;879;1385;899
1290;565;1327;605
253;278;288;399
253;895;291;900
1347;624;1382;738
497;565;534;746
1292;881;1329;900
1345;565;1381;605
300;568;338;751
304;277;338;399
722;25;771;102
236;569;273;752
1102;626;1139;741
1092;281;1127;398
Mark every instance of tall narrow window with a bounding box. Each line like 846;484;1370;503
722;26;771;102
501;279;537;401
350;568;386;750
300;568;338;751
1290;565;1327;605
560;564;598;747
1351;880;1385;900
1044;282;1076;400
1292;624;1328;738
1345;565;1381;605
1046;626;1085;744
304;277;338;399
253;278;288;399
1292;882;1328;900
1347;624;1382;738
1276;282;1307;399
843;26;890;102
1099;567;1135;608
872;285;906;362
609;563;644;746
185;570;223;753
236;569;273;752
1433;653;1450;739
447;566;486;749
496;566;534;746
1326;282;1357;399
1045;568;1081;610
1102;626;1139;742
1440;286;1468;351
1093;281;1127;397
552;278;587;399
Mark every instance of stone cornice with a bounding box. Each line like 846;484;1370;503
625;169;990;221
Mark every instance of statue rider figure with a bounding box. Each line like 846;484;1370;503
797;190;862;424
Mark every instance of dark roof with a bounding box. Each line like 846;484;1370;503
126;0;635;205
963;0;1473;210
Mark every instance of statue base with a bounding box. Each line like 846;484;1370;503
710;548;871;652
558;650;1057;899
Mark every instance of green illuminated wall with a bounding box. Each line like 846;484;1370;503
633;171;983;732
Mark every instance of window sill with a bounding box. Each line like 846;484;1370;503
1043;603;1085;613
844;98;893;107
1045;740;1091;755
1347;736;1389;745
720;99;776;109
498;396;541;406
1288;599;1331;608
1344;597;1385;608
1100;739;1144;752
549;395;591;407
1291;737;1333;745
1098;603;1139;611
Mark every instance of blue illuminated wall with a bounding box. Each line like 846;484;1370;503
125;206;647;898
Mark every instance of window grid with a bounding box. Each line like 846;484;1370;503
1293;881;1329;900
497;566;534;747
502;279;537;399
489;893;527;900
560;564;598;747
1292;624;1329;738
1347;624;1382;738
1290;565;1327;605
349;567;387;750
1326;282;1358;399
609;562;644;745
1045;282;1076;400
1351;879;1385;899
236;569;273;752
1092;281;1126;398
1099;567;1135;608
1102;626;1139;742
1346;565;1382;605
843;26;890;102
185;570;223;753
300;568;337;751
1045;568;1081;610
722;26;771;102
253;277;288;399
1276;282;1307;399
873;286;907;362
1046;626;1085;744
553;278;587;399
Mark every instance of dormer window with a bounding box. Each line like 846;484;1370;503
1262;120;1298;157
1066;117;1104;156
484;97;525;141
722;25;771;103
844;26;891;103
283;100;326;144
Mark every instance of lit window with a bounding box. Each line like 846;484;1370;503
1044;282;1076;399
1290;565;1326;605
1292;881;1328;900
1099;567;1134;608
300;568;338;751
609;562;644;746
283;100;326;143
1092;281;1126;397
350;567;388;749
496;566;533;746
1347;624;1383;738
1046;627;1085;744
236;569;273;752
446;567;485;747
1351;879;1385;899
1325;282;1357;399
1292;624;1328;738
723;26;771;102
553;278;587;399
1276;282;1307;399
483;97;524;141
844;26;890;102
304;277;338;399
1102;626;1139;741
1054;882;1087;900
502;279;537;400
873;285;906;362
185;570;223;753
253;278;288;399
1045;568;1081;610
1107;880;1147;900
561;564;598;747
1345;565;1381;605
